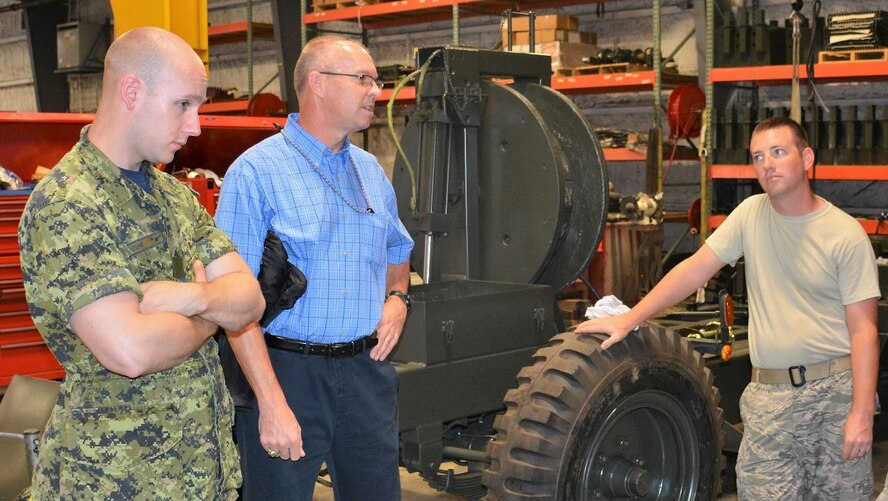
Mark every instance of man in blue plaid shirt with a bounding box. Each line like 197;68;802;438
215;35;414;500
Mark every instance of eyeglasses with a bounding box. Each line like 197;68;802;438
318;71;384;90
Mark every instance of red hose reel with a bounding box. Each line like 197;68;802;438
667;84;705;140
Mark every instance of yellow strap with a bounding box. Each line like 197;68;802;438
790;13;802;123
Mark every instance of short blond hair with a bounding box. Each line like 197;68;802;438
293;35;370;95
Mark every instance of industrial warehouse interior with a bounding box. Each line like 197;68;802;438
0;0;886;499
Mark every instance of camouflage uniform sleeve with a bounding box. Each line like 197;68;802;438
23;199;140;323
171;179;237;266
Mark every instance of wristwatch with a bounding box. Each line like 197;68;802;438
387;290;411;312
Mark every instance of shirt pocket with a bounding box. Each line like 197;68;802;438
357;211;388;269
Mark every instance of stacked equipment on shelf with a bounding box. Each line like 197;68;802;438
826;11;888;50
713;104;888;167
716;8;823;67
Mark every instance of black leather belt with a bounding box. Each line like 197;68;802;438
265;333;378;358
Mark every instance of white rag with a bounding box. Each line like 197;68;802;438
584;295;639;331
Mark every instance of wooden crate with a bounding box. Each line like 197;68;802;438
572;62;650;75
312;0;379;12
818;48;888;63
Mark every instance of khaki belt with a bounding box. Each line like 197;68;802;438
751;355;851;387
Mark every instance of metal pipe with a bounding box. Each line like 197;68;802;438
442;446;489;463
0;34;28;45
423;233;433;283
256;70;280;94
529;11;535;53
420;123;437;285
652;0;663;193
660;225;691;267
506;10;512;51
462;127;479;279
700;0;714;243
416;120;439;285
300;0;307;47
423;123;454;284
247;0;254;100
25;429;39;475
664;27;695;65
0;78;34;89
451;4;459;44
211;49;275;64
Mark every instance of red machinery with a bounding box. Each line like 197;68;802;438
0;112;283;387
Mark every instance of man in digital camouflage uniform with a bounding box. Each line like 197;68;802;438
18;27;264;500
577;117;880;499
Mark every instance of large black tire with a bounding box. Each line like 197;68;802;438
483;328;724;500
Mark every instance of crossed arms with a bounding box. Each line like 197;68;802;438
70;252;264;378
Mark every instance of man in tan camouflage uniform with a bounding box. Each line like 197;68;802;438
577;117;880;499
18;27;264;500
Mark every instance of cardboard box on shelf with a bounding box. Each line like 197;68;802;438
501;15;594;47
507;29;596;45
503;29;595;47
508;41;600;71
511;14;579;32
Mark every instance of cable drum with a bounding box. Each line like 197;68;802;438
392;80;608;290
508;82;608;290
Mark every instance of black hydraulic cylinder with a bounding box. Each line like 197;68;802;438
837;105;856;165
859;105;874;165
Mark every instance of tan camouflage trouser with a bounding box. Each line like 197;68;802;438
737;371;872;500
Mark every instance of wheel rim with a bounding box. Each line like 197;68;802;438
574;389;700;500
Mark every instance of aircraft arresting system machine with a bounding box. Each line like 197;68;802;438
388;46;745;500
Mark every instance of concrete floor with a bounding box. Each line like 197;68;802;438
310;444;888;500
312;467;459;500
314;382;888;500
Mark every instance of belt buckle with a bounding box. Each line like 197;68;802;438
788;365;807;387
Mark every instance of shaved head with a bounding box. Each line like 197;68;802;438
89;26;207;170
103;27;203;94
